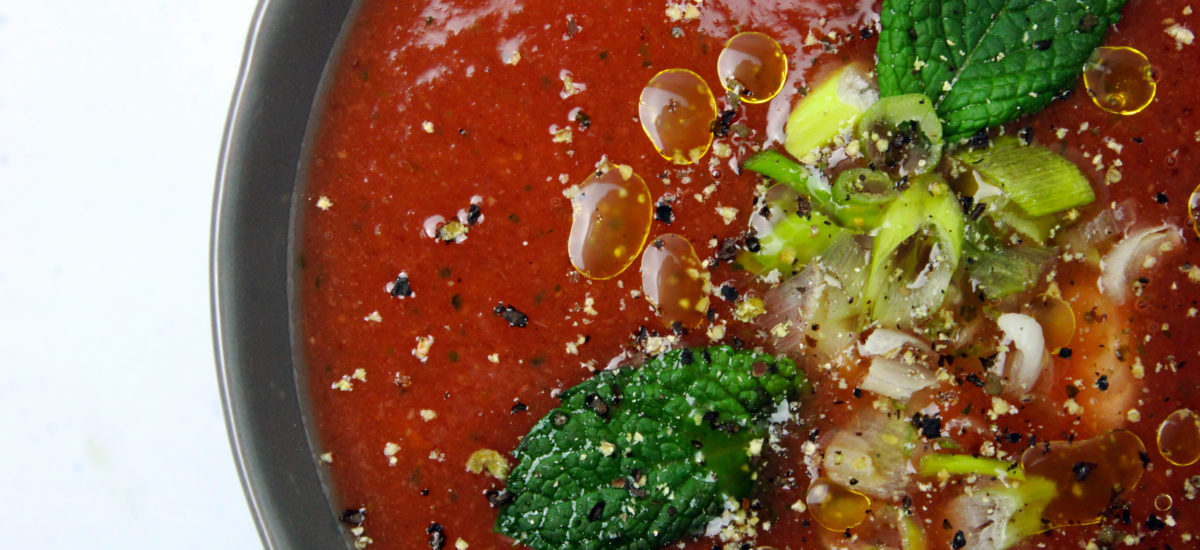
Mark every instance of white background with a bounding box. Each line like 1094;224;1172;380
0;1;263;548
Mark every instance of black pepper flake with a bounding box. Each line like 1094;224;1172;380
466;203;482;225
1155;192;1169;205
426;523;446;550
744;235;762;253
796;195;813;218
912;413;943;439
493;303;528;327
574;109;591;129
1139;451;1151;468
1132;136;1144;144
1146;514;1167;531
1007;432;1022;443
654;202;674;224
1072;461;1097;481
1032;39;1053;50
711;109;737;137
1018;125;1034;145
390;274;413;297
965;373;986;387
588;501;606;522
968;202;986;221
420;488;430;496
1058;347;1073;358
1097;375;1109;391
585;393;610;418
716;237;742;264
339;508;365;526
852;388;862;398
719;284;739;302
952;530;966;549
511;402;528;414
680;348;695;365
485;489;514;507
859;26;874;39
959;195;975;216
967;128;991;150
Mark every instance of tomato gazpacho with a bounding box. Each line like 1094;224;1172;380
297;0;1200;548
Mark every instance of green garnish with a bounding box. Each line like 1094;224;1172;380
830;167;899;229
783;64;877;160
963;223;1057;299
953;136;1096;217
748;209;848;273
865;177;965;328
877;0;1126;141
919;453;1024;480
742;150;833;206
856;93;944;176
918;453;1058;549
496;347;806;550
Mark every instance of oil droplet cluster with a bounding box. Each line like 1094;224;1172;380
567;164;653;280
1083;46;1156;115
805;477;871;531
575;31;787;328
717;32;787;104
639;69;719;165
640;234;712;329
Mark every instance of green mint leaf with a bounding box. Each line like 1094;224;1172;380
495;347;806;550
877;0;1126;141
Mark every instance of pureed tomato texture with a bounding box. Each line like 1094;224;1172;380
298;0;1200;548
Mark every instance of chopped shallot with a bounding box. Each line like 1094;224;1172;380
1098;223;1184;303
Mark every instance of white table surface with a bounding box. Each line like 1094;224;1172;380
0;1;263;547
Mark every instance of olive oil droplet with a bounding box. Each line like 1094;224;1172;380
805;477;871;531
1083;46;1156;115
640;234;711;329
1157;408;1200;466
717;32;787;104
1020;429;1146;528
639;69;718;165
567;164;653;280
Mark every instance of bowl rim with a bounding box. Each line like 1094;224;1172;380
210;0;356;547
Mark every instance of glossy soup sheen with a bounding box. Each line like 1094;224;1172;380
299;0;1200;548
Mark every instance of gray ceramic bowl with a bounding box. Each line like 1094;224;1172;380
211;0;357;548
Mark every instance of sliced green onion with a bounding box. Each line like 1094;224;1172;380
783;64;877;161
743;150;833;206
830;167;897;229
988;201;1060;244
857;93;943;176
864;176;965;328
949;476;1058;550
953;136;1095;217
900;513;928;550
742;209;848;274
963;224;1056;300
918;454;1025;480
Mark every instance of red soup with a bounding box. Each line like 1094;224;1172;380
299;0;1200;548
